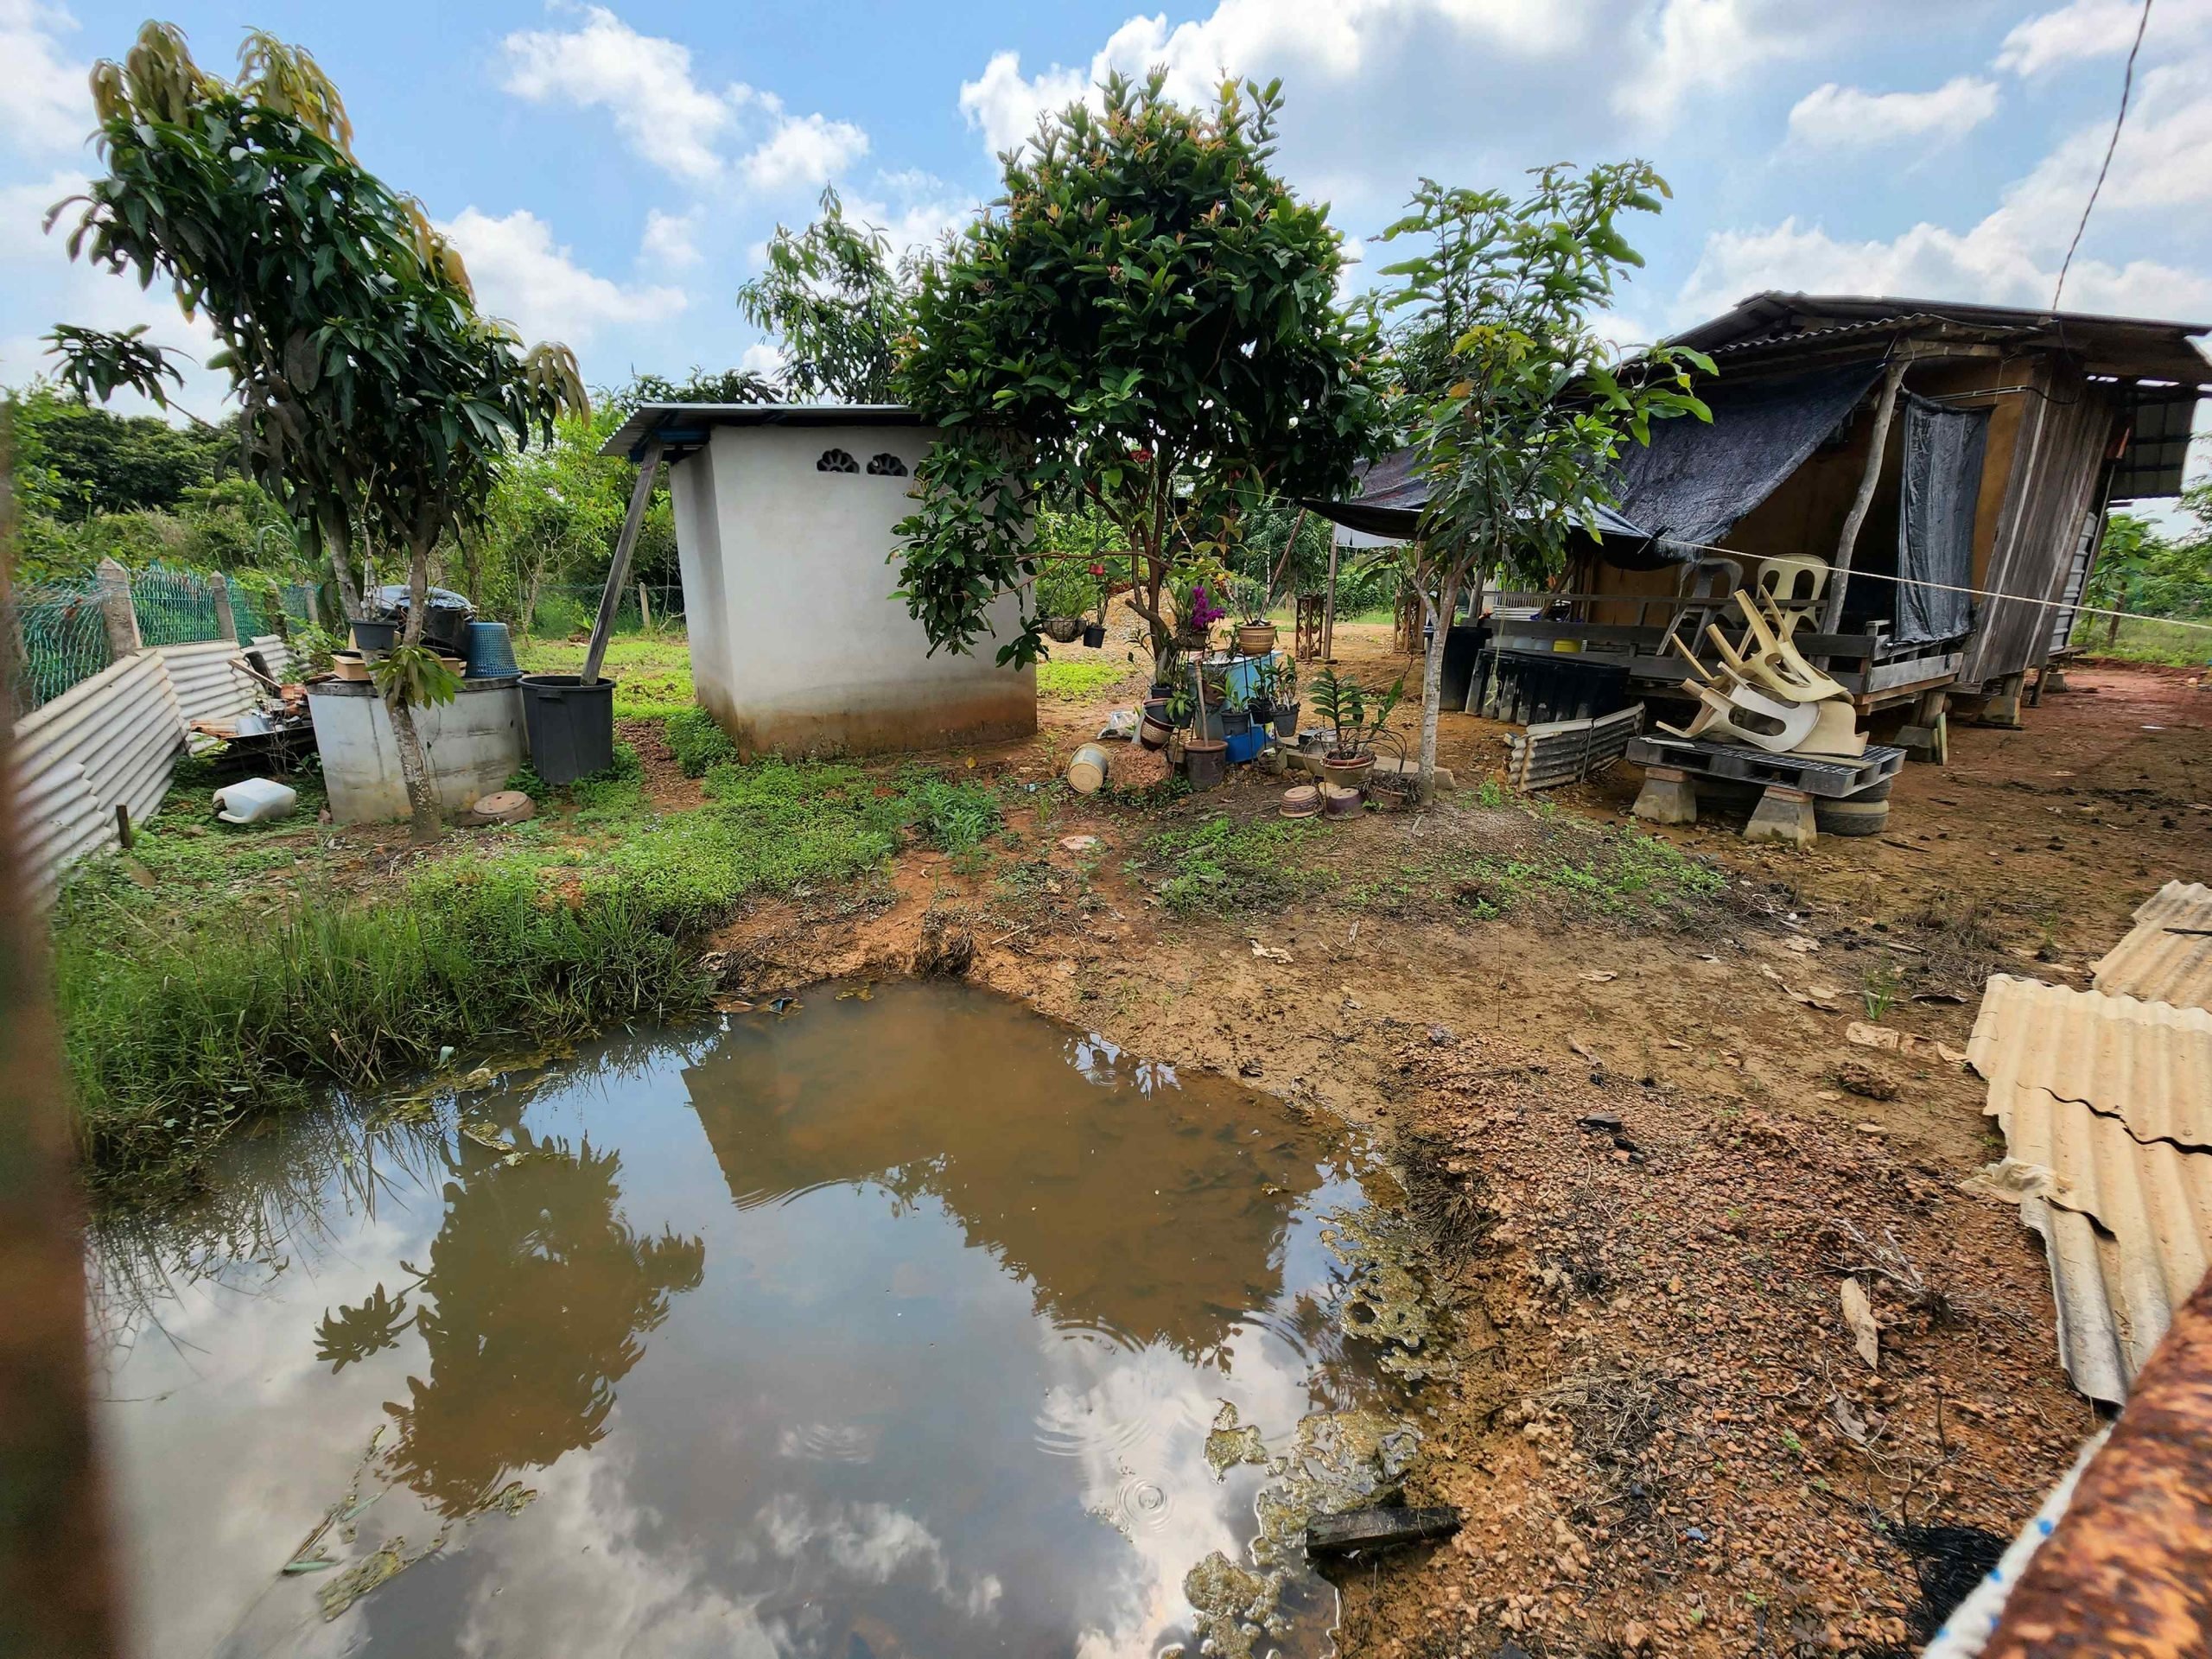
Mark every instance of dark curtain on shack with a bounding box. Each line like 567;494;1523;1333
1609;359;1886;562
1892;392;1989;645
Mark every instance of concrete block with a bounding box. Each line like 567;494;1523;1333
1370;754;1454;790
1631;764;1698;825
1745;785;1816;848
1896;712;1948;766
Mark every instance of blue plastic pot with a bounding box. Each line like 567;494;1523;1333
465;620;519;679
1223;727;1268;765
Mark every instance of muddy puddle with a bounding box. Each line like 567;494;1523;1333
90;981;1443;1657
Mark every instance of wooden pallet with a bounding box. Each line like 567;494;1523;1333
1626;734;1903;798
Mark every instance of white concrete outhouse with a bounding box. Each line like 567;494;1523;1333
602;404;1036;756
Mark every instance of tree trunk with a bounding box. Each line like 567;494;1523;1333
1416;563;1461;805
321;507;365;623
388;537;443;844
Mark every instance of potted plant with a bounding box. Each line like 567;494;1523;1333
1083;561;1109;647
1165;679;1196;729
1247;655;1279;728
1221;683;1254;738
1271;656;1301;741
1313;666;1404;792
1182;657;1227;790
1236;613;1278;658
1191;667;1229;741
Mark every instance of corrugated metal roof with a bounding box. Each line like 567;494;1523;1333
1970;971;2212;1404
2095;882;2212;1012
1969;976;2212;1149
599;401;925;461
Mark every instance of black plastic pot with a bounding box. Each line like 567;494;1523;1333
1222;709;1254;736
1249;696;1275;725
1082;621;1107;649
350;618;398;653
519;674;615;785
1272;702;1301;741
1184;739;1228;791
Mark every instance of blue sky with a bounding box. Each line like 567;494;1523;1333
6;0;2211;416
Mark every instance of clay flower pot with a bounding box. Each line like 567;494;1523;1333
1236;621;1278;657
1322;753;1376;792
1139;701;1173;751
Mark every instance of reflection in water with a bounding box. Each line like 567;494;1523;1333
370;1132;705;1515
88;982;1395;1659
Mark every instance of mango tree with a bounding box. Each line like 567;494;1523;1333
1376;165;1712;801
50;22;582;841
892;72;1382;671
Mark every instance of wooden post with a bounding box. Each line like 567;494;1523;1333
211;578;238;642
1321;532;1340;664
636;582;652;634
1819;358;1910;638
582;440;663;686
94;557;141;659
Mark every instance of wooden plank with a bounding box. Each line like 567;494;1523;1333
1305;1505;1464;1557
582;439;664;686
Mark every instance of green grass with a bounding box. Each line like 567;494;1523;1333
2068;613;2211;668
1035;659;1134;701
1144;813;1336;917
878;769;1004;854
663;705;741;776
53;754;907;1191
513;633;696;719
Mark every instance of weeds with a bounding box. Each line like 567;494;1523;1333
887;772;1004;854
1862;961;1904;1022
1146;813;1335;917
663;706;740;777
54;756;904;1190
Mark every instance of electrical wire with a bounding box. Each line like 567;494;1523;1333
2052;0;2154;310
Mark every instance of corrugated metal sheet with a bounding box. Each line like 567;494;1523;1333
10;647;189;898
1970;976;2212;1149
246;633;294;680
2095;881;2212;1012
1971;970;2212;1405
160;638;262;725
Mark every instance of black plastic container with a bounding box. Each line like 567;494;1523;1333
519;674;615;785
1472;646;1629;726
350;618;398;653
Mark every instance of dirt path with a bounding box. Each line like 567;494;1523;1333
705;651;2207;1658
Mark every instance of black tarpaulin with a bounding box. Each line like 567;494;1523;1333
1892;392;1988;645
1608;359;1886;562
1305;448;1648;545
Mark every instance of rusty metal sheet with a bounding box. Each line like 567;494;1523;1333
2096;881;2212;1013
1969;975;2212;1151
1985;1269;2212;1659
1971;973;2212;1404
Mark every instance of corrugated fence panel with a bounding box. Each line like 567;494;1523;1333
247;634;293;680
159;639;261;726
10;648;189;899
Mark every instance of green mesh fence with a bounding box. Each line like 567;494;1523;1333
15;575;112;710
280;582;320;626
132;563;221;646
226;575;277;639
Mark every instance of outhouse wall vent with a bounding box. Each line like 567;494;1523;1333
867;453;908;477
817;448;859;474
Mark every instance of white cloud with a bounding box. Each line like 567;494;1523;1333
500;7;868;193
1786;76;2000;150
956;0;1592;159
501;5;732;181
736;104;868;192
440;207;687;346
737;340;782;377
1615;0;1810;125
639;207;702;270
1675;213;2212;328
1998;0;2212;78
1985;60;2212;250
0;0;91;154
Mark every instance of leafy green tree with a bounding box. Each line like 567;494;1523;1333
1377;166;1710;798
2088;504;2212;645
51;22;582;840
737;187;918;402
8;385;234;521
893;72;1383;671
